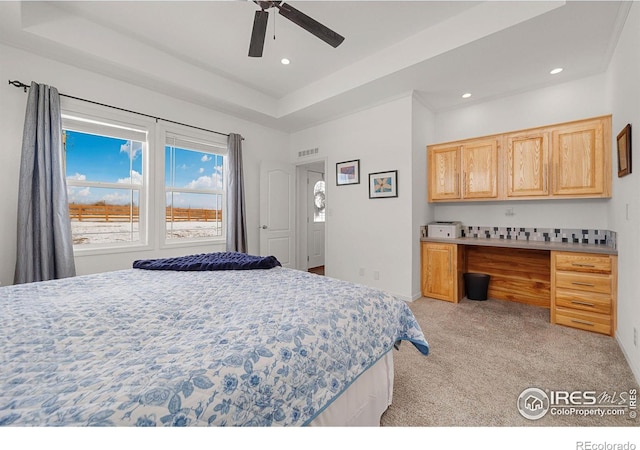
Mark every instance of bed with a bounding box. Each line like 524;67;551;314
0;256;429;427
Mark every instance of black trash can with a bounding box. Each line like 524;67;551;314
464;272;490;301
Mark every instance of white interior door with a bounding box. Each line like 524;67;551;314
259;161;295;268
307;171;325;269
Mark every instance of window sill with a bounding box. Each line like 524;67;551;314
73;243;153;258
160;238;227;251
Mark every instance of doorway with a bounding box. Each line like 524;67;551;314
296;160;327;275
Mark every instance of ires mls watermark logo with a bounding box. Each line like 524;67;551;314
517;387;637;421
517;388;550;420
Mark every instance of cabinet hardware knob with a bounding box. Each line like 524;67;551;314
572;263;595;268
571;281;595;287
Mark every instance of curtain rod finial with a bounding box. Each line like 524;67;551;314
8;79;29;92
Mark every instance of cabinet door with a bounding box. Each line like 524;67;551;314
506;131;549;197
422;242;456;302
428;145;460;201
461;139;498;199
552;119;606;196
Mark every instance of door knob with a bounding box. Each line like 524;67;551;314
259;225;268;229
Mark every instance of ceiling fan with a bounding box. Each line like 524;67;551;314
248;1;345;57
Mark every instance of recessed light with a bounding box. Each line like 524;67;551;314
281;58;290;65
462;93;472;99
550;67;563;75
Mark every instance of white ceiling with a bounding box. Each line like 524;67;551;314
0;1;631;132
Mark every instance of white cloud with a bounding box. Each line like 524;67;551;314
201;155;212;162
186;173;223;190
67;172;86;181
67;186;91;204
117;170;143;185
179;164;188;170
102;192;131;205
120;141;143;160
199;168;205;174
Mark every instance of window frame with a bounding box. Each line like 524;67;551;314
159;123;228;249
61;98;154;256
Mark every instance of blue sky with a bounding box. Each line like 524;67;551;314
65;130;224;209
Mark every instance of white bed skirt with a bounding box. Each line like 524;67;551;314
309;351;394;426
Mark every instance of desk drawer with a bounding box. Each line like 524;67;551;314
555;271;612;294
554;253;611;274
555;307;611;335
554;288;611;314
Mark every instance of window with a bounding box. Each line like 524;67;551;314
61;103;227;253
313;180;326;223
62;115;147;248
165;133;226;242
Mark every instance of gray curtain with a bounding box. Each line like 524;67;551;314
14;82;76;284
226;133;247;253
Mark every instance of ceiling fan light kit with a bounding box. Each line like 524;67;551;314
248;1;345;58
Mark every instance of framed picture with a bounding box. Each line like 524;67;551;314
369;170;398;199
336;159;360;185
617;123;632;177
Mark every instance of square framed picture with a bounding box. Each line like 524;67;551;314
336;159;360;185
369;170;398;199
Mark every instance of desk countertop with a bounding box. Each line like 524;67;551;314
420;236;617;255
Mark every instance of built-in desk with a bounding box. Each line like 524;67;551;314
420;237;618;336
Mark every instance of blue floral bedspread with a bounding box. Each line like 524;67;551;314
0;267;429;426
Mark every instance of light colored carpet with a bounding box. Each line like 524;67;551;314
380;297;639;427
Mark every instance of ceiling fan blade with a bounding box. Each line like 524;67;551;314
277;3;344;48
248;10;269;57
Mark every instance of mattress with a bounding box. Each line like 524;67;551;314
0;266;428;426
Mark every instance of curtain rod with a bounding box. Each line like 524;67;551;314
8;79;230;138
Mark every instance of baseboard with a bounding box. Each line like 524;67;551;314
395;291;422;303
616;335;640;386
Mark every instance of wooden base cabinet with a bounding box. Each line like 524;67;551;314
421;242;464;302
551;251;617;336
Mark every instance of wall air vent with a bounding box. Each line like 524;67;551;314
298;147;319;158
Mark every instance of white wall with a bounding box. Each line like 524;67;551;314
290;95;415;299
0;43;289;285
605;1;640;382
412;96;436;298
431;74;612;230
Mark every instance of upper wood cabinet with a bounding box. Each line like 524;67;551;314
552;118;610;197
428;139;499;201
461;139;498;199
505;131;550;198
427;115;611;202
428;145;461;201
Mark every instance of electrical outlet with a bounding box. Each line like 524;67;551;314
373;270;380;280
359;268;365;277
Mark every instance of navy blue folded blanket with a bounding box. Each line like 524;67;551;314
133;252;282;271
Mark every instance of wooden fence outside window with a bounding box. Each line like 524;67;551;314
68;203;222;222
